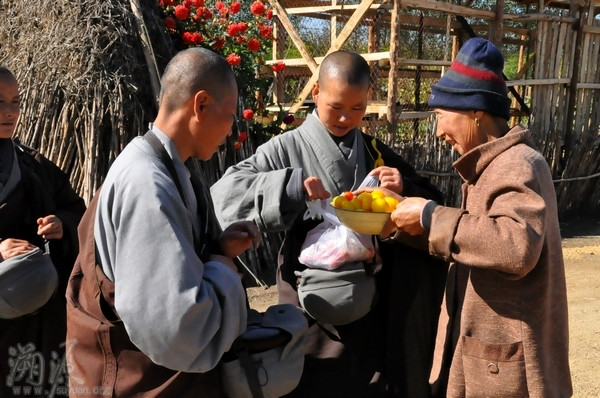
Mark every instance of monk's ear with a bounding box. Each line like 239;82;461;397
193;90;209;120
312;82;320;102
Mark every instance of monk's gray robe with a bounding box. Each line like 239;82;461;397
212;113;448;397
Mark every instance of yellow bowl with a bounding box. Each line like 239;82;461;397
331;205;390;235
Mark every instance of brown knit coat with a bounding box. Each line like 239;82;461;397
427;126;572;398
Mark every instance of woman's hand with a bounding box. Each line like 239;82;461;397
0;238;37;261
37;215;63;240
382;197;429;238
369;166;403;194
219;221;262;259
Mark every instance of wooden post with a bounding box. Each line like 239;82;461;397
561;1;586;174
489;0;504;46
272;19;285;104
331;0;337;44
129;0;161;107
386;0;401;143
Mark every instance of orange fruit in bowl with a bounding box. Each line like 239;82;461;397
371;198;389;212
371;190;385;200
385;196;399;210
341;199;356;210
361;195;373;211
331;196;345;208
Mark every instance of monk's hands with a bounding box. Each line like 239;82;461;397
303;176;331;201
37;215;63;240
369;166;403;194
219;221;262;259
0;238;37;262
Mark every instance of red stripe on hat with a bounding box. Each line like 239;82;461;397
450;60;506;86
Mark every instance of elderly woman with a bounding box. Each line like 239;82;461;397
378;38;572;398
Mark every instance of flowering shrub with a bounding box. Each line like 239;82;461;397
158;0;291;149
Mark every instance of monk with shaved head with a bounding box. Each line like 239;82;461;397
66;47;262;397
212;50;448;396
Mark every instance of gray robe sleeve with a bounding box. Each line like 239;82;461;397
211;135;306;232
95;140;247;373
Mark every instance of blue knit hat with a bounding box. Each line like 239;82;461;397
428;38;511;119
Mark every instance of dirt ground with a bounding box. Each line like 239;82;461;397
246;216;600;398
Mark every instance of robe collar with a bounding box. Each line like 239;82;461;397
297;113;368;194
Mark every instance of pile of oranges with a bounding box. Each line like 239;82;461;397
330;189;399;213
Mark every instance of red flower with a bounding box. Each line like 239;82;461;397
191;32;203;44
190;0;204;7
182;31;194;45
259;24;273;39
234;141;242;150
164;16;176;30
215;1;226;10
238;131;248;143
237;22;248;33
226;23;241;37
213;36;225;50
243;109;254;120
218;5;229;16
272;61;285;73
230;1;242;14
250;1;266;15
174;5;190;20
236;36;247;44
266;9;273;20
160;0;176;6
196;7;212;19
226;53;242;66
183;0;193;7
247;38;260;52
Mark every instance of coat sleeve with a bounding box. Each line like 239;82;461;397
211;137;306;232
96;164;248;372
428;155;549;278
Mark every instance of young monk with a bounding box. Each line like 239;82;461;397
211;50;448;397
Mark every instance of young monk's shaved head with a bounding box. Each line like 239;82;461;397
318;51;370;90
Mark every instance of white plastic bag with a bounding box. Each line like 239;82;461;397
299;200;375;270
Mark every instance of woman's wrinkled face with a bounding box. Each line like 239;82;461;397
0;73;19;139
434;108;483;155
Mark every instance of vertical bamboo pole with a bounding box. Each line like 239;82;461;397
367;13;379;135
562;3;586;174
331;0;337;44
272;19;285;103
510;34;526;126
386;0;401;144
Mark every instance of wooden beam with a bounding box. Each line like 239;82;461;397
503;13;577;22
269;0;319;73
399;0;497;20
288;0;377;114
506;78;571;86
266;53;453;67
276;4;390;15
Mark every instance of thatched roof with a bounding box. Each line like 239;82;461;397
0;0;173;201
